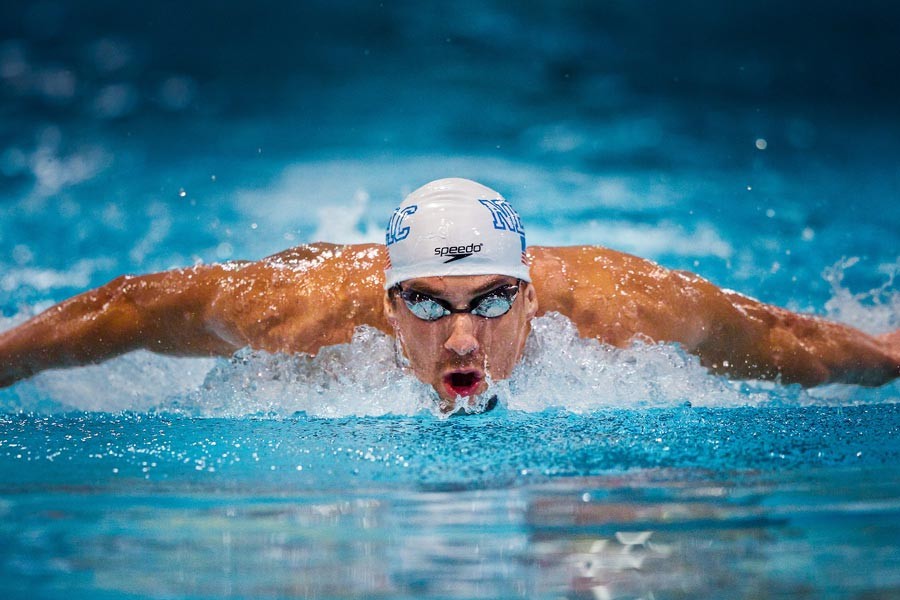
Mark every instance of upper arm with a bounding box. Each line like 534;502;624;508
530;245;898;386
549;247;821;381
89;266;249;356
530;246;719;347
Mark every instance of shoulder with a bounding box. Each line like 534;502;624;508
525;246;645;339
262;242;385;268
526;245;712;345
877;330;900;364
233;243;386;285
192;242;386;307
206;243;390;352
527;245;670;298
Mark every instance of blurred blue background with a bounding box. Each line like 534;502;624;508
2;0;899;321
2;8;899;597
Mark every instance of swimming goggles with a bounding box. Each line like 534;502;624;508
395;281;521;321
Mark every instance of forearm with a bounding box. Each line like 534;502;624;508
698;290;899;387
0;269;238;387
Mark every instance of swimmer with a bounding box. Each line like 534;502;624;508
1;178;898;410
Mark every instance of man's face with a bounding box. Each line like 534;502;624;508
384;274;538;410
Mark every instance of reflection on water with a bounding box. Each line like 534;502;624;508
1;411;899;598
540;530;669;600
3;469;898;599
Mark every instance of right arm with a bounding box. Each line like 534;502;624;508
0;243;390;388
1;266;241;388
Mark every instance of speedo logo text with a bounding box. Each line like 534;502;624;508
435;242;483;263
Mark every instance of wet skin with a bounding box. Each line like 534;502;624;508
1;243;898;393
382;275;538;409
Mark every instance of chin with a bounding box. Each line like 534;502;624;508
436;389;500;416
435;381;491;413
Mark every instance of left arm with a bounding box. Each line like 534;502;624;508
529;246;899;387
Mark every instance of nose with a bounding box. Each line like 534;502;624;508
443;314;480;356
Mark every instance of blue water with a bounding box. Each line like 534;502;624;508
2;1;900;598
2;408;900;598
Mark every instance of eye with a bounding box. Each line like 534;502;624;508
470;284;519;318
471;295;512;318
404;296;449;321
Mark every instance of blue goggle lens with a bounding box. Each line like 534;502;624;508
399;283;520;322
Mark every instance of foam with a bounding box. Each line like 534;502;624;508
4;312;896;417
178;326;431;418
3;351;216;413
167;314;767;417
823;257;900;334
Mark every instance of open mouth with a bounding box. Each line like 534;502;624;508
442;370;483;398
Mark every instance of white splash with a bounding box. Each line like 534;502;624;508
496;312;769;412
167;314;760;418
823;257;900;334
6;312;896;417
5;351;216;413
178;326;430;418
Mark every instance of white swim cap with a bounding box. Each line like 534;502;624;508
384;178;530;288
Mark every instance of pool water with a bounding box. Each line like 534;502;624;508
2;1;900;598
2;408;899;599
0;404;900;598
